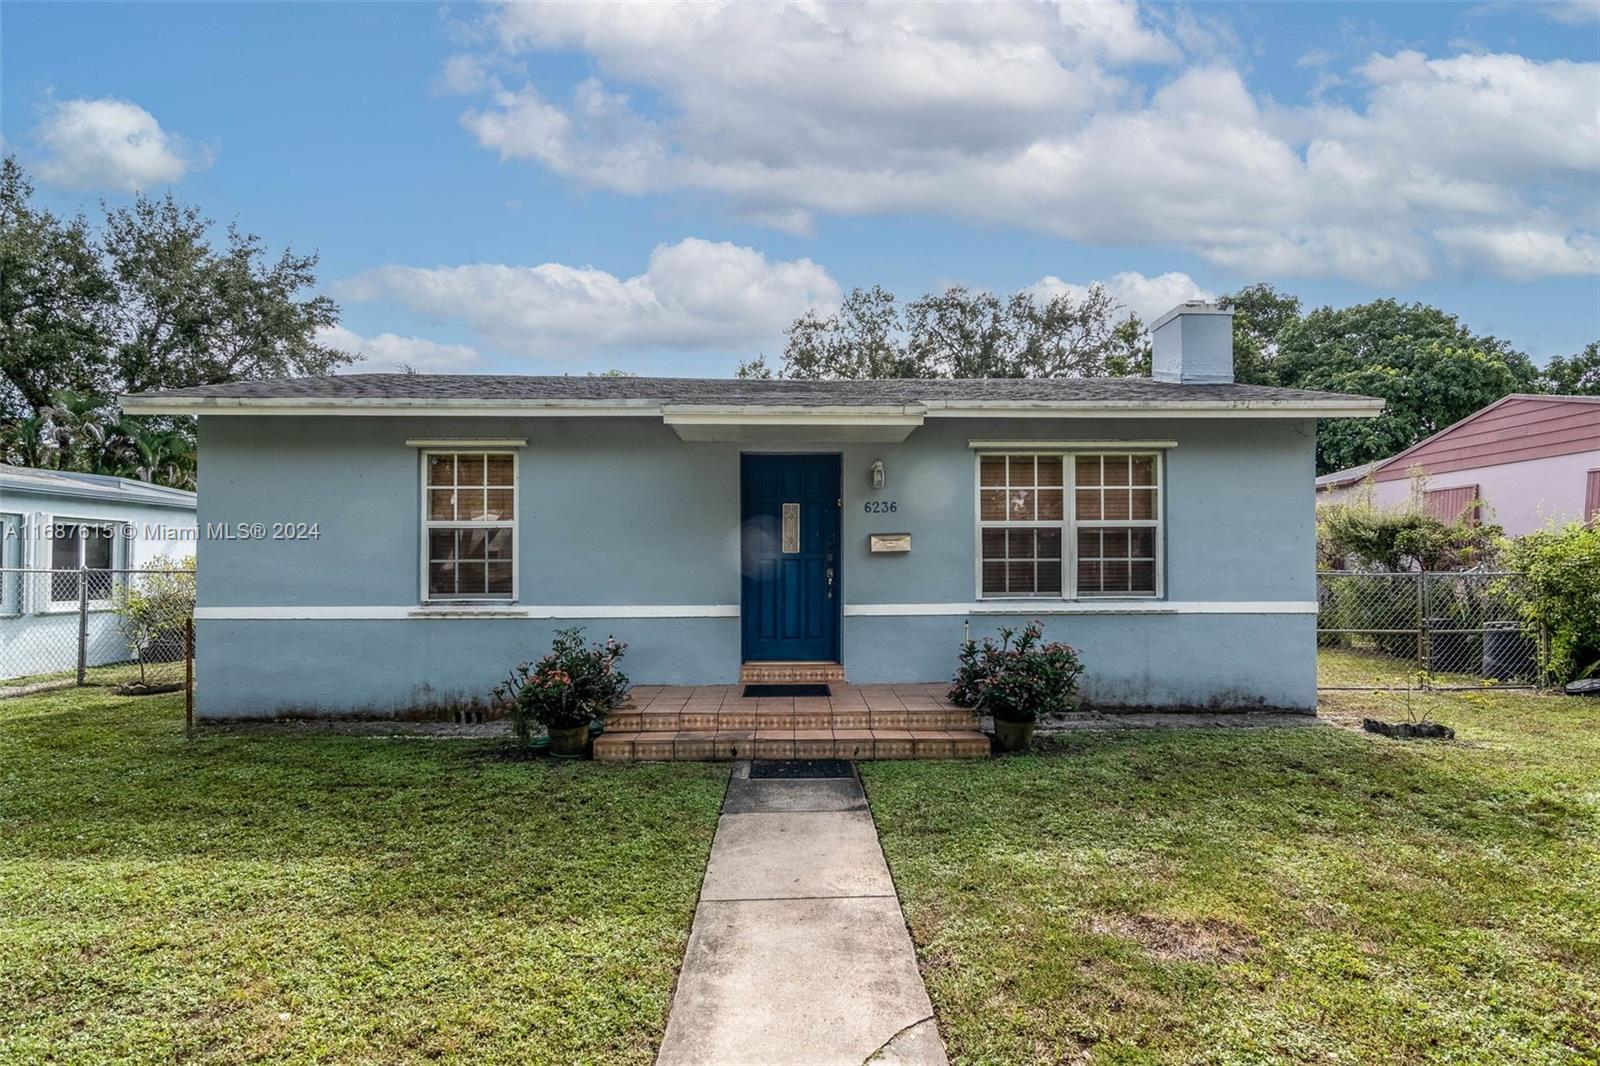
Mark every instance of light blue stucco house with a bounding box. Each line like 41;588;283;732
1;465;197;681
122;302;1380;719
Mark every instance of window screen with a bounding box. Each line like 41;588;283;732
424;452;515;600
978;452;1161;599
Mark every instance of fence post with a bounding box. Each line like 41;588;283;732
75;564;89;686
184;616;194;738
1415;571;1427;687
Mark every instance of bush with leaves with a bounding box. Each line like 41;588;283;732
1317;502;1500;572
110;555;195;685
950;622;1083;722
491;628;630;747
1497;522;1600;684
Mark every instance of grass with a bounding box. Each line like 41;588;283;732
862;683;1600;1064
0;689;729;1064
1317;645;1492;690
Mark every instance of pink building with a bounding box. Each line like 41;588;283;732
1316;394;1600;536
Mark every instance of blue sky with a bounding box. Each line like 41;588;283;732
4;1;1597;376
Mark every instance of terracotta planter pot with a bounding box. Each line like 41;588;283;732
547;724;590;759
992;717;1035;753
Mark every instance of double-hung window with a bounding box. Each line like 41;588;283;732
50;521;118;605
978;452;1162;599
423;451;516;601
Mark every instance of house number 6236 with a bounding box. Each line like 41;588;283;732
863;501;898;513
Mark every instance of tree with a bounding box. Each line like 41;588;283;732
1274;299;1539;474
784;285;928;379
1541;341;1600;396
0;155;351;488
101;193;348;394
0;158;114;417
1218;283;1301;385
778;283;1148;380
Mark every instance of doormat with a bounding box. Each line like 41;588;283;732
749;759;854;779
741;684;832;698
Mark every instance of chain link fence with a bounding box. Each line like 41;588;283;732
1317;570;1544;690
1;567;193;698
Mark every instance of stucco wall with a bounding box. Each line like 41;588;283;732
195;413;1319;716
1319;450;1600;536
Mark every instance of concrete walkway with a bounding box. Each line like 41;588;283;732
657;763;947;1066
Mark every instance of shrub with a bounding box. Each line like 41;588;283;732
1498;522;1600;684
110;555;195;686
949;622;1083;722
1318;502;1499;571
491;628;630;747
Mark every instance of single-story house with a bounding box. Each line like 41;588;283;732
121;302;1381;719
1;465;197;681
1316;394;1600;534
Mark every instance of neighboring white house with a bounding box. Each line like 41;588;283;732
0;465;197;681
1316;395;1600;536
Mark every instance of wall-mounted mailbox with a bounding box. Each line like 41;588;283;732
869;533;911;553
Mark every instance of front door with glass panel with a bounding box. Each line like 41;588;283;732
740;454;841;663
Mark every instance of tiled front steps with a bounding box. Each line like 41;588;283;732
593;682;990;762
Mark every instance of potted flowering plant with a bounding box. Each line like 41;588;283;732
492;627;629;758
949;622;1083;752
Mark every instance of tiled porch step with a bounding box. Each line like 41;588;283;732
609;709;978;733
594;728;990;762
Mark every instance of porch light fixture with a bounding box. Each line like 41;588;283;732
870;460;886;489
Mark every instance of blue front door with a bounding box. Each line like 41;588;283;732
741;454;841;663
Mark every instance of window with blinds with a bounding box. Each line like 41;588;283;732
423;451;516;600
978;452;1161;599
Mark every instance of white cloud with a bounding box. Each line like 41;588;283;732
334;238;840;358
319;325;481;373
1435;226;1600;281
453;2;1599;284
1028;271;1213;324
33;97;204;192
1540;1;1600;25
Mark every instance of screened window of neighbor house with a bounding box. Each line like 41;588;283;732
50;521;118;604
979;452;1161;599
424;452;516;601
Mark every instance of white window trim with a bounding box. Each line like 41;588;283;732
0;512;22;618
417;449;519;606
44;517;126;611
973;450;1165;602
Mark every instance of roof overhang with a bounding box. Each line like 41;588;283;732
119;394;1385;421
660;404;926;443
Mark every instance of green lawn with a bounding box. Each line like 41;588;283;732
1317;645;1489;690
862;686;1600;1064
0;689;728;1064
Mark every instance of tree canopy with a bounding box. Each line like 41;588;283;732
1541;341;1600;396
0;156;349;488
746;283;1150;381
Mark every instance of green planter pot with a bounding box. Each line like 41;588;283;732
992;717;1035;753
547;724;589;759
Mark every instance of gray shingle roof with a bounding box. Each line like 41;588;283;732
124;374;1374;407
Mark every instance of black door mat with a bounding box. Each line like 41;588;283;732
749;759;855;779
741;684;832;698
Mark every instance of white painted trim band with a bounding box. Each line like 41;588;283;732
404;437;527;448
844;601;1317;616
968;439;1177;450
195;601;1312;620
195;604;740;620
121;396;1384;419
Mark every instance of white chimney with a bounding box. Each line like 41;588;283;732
1151;301;1234;385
